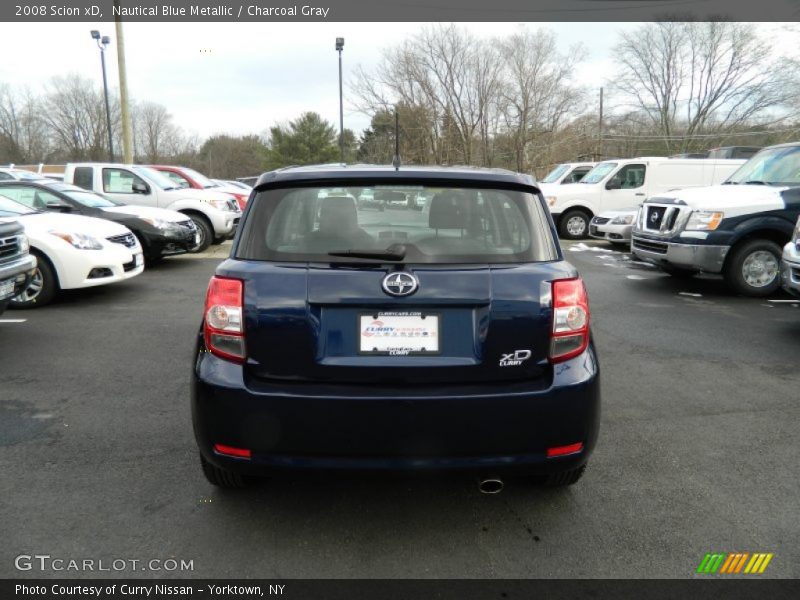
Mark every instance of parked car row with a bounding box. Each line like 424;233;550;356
0;164;253;309
578;142;800;298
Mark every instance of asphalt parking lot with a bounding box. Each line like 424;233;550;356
1;239;798;579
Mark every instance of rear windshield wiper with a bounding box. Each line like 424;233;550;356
328;244;406;261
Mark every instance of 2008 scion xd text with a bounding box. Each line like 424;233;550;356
192;166;600;489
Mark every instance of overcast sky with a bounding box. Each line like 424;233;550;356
0;22;794;140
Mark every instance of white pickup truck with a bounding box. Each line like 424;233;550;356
631;143;800;297
63;163;241;252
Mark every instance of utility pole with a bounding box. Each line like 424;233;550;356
114;0;133;163
598;87;604;161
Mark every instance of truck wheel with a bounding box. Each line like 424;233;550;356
558;209;591;240
10;255;57;309
723;239;782;297
200;454;248;489
188;216;213;253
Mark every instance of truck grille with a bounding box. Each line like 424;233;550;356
632;239;668;255
107;233;137;248
0;236;21;263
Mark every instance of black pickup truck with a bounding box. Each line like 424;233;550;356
0;219;37;315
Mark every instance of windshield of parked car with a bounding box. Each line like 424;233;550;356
64;190;119;208
540;164;570;183
579;162;618;184
181;168;216;188
236;185;557;264
132;166;180;191
724;146;800;186
0;195;37;216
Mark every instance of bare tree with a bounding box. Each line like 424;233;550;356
497;29;586;172
352;25;506;166
42;74;119;161
132;101;181;162
0;85;51;163
613;22;798;152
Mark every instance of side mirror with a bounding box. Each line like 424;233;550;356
605;180;621;190
132;181;150;194
45;201;73;213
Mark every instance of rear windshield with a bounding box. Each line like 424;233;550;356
236;185;557;264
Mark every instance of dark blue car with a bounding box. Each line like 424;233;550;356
192;165;600;490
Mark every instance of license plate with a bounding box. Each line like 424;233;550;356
359;312;439;355
0;278;14;300
134;253;143;267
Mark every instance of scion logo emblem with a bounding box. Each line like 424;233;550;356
382;272;418;297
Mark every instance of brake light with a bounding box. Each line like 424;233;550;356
204;276;245;362
550;278;590;363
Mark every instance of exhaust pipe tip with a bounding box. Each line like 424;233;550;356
478;477;504;494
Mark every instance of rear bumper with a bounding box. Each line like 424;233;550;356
192;339;601;476
781;242;800;298
631;234;729;273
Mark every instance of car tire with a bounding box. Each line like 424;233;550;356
211;236;225;246
537;464;586;487
188;216;213;253
200;454;248;489
10;253;58;309
661;265;696;278
558;209;591;240
723;239;783;297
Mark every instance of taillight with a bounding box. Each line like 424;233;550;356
550;278;590;363
204;276;245;363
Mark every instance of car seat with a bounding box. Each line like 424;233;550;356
304;196;374;250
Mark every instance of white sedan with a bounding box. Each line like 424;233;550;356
0;195;144;308
588;208;639;247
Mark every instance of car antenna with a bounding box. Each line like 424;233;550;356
392;110;401;170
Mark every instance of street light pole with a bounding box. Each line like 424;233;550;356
336;37;344;164
92;30;114;161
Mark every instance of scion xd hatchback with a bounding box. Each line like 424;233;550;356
192;166;600;489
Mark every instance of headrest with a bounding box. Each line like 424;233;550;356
428;192;469;229
319;195;358;232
